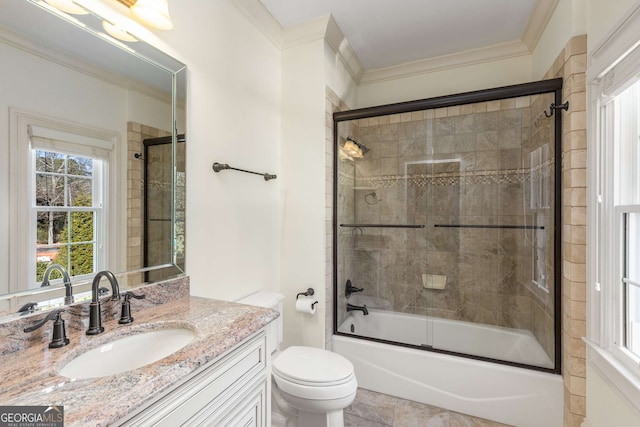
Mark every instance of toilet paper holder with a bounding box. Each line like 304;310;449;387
296;288;317;308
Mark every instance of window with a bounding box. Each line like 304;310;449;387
588;14;640;407
33;149;103;282
623;210;640;358
9;110;119;292
612;81;640;364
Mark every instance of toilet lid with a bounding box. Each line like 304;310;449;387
272;346;354;385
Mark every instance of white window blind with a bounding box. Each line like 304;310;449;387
28;124;114;160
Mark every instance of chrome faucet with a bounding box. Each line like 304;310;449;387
347;303;369;315
41;263;74;304
86;270;120;335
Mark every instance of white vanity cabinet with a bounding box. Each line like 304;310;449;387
117;331;270;427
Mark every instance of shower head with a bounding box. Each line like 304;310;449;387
343;137;370;158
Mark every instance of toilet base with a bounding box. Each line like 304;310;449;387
271;382;352;427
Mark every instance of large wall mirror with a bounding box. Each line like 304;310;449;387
0;0;186;318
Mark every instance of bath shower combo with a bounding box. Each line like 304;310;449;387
332;79;566;427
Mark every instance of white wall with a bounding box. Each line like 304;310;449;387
279;39;326;349
151;0;282;302
586;365;640;427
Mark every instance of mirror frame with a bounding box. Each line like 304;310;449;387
0;0;187;318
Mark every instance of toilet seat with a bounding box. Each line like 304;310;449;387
273;346;354;384
272;346;357;401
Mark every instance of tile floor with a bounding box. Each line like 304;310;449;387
344;389;513;427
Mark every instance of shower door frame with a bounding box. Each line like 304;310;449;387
142;134;186;283
332;78;563;375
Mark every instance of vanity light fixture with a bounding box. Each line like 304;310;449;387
116;0;174;30
43;0;88;15
102;20;138;42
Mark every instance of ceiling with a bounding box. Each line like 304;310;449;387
259;0;539;71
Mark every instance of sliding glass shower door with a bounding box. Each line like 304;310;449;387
334;79;561;372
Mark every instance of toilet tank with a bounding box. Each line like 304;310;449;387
237;291;285;353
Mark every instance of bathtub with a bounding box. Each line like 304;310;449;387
333;309;563;427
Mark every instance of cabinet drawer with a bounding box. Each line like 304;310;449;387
118;331;267;427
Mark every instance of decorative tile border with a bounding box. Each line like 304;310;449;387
342;159;554;188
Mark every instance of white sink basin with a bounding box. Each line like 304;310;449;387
59;328;196;379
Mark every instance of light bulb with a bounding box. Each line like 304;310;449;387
130;0;173;30
43;0;88;15
343;140;363;158
102;20;138;42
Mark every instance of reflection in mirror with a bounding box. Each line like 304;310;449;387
0;0;186;318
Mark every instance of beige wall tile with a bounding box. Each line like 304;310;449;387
569;394;586;416
460;104;474;115
568;375;587;397
564;130;587;151
473;102;487;113
434;108;447;118
411;111;425;121
565;35;587;60
486;100;500;111
569;280;587;302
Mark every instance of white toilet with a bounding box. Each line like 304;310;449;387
237;291;357;427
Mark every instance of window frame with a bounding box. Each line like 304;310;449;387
9;109;121;293
620;208;640;359
31;148;105;284
587;3;640;411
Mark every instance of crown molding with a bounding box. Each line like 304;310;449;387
280;14;364;83
230;0;283;49
230;2;364;82
0;24;172;104
281;14;331;49
361;40;530;85
522;0;560;52
324;16;364;83
358;0;558;85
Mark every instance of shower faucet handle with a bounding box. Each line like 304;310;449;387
345;280;364;298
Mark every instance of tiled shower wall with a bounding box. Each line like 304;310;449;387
335;96;557;360
549;36;587;427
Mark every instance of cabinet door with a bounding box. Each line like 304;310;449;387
206;376;267;427
117;332;267;427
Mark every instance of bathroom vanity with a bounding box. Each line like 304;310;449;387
118;331;269;426
0;291;278;426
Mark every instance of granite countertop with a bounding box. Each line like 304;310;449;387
0;295;278;426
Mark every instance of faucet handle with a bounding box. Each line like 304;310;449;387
345;279;364;298
17;302;38;314
119;292;146;324
127;291;146;300
23;309;70;348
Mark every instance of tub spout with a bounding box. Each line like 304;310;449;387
347;303;368;315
